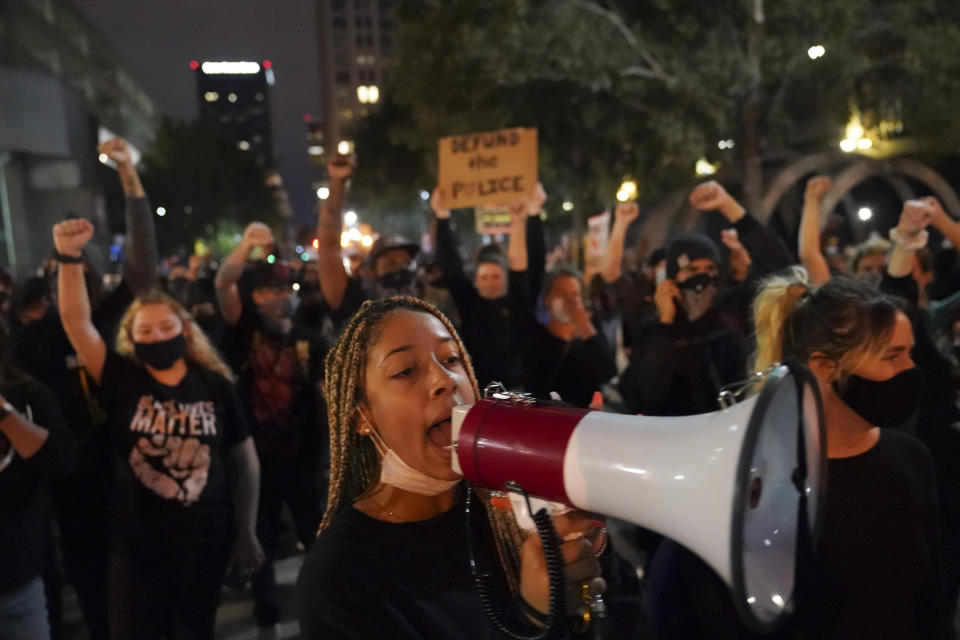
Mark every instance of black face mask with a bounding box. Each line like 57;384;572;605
677;273;720;322
135;334;187;371
833;367;924;427
374;267;420;299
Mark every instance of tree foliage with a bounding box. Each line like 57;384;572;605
347;0;960;226
139;118;281;256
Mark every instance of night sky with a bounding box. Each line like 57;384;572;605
74;0;321;224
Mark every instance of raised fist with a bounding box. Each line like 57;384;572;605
242;221;274;249
721;228;752;282
97;137;133;166
689;181;733;212
430;188;451;220
899;200;933;238
128;434;211;506
327;153;356;181
526;182;548;216
614;201;640;225
507;199;528;225
804;176;832;201
52;219;95;257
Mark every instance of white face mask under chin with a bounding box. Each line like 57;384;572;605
358;409;460;496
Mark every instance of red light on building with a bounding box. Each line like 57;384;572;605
262;60;273;69
189;60;199;70
302;113;312;123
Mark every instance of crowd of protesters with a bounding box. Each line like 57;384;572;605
0;138;958;640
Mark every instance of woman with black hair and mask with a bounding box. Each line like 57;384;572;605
53;218;265;640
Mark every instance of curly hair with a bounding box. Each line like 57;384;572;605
115;289;235;382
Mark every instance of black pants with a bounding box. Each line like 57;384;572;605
51;433;112;640
107;527;232;640
251;459;323;627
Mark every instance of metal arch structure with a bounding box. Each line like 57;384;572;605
758;152;855;224
818;157;960;230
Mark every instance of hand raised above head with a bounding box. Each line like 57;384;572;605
52;219;95;257
242;221;274;248
614;201;640;225
327;153;356;180
430;188;451;220
97;137;132;166
804;176;832;201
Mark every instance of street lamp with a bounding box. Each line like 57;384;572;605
807;45;826;60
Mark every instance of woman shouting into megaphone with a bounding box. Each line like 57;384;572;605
296;296;645;639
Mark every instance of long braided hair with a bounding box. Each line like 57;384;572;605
318;296;525;591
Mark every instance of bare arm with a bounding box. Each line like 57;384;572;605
316;154;355;311
226;437;265;578
54;219;107;385
214;222;273;327
601;202;640;283
799;176;832;285
888;200;933;278
507;201;528;272
0;406;48;459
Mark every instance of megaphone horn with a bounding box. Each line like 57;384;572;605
452;362;826;632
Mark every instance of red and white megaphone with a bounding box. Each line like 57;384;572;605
451;362;826;632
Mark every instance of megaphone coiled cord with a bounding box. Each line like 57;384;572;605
465;485;568;640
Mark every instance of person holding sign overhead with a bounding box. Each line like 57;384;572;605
430;183;546;390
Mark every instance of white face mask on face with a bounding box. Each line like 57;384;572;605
358;409;460;496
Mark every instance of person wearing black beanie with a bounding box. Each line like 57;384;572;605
616;181;793;418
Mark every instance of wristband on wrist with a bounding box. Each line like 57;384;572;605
889;228;929;251
53;251;85;264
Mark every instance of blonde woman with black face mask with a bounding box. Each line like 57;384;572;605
752;270;949;640
53;219;265;640
296;296;645;639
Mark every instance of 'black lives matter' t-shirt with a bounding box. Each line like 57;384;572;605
98;352;249;543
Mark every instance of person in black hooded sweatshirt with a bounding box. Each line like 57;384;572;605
616;181;793;417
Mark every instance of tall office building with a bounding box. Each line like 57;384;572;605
314;0;395;152
194;59;275;167
0;0;160;274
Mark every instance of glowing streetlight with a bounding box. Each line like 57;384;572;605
337;140;352;155
317;187;330;200
344;210;358;227
857;207;873;221
562;201;574;211
340;232;351;248
156;206;166;217
98;154;109;164
717;139;735;150
617;180;638;202
695;158;718;176
420;190;430;201
361;234;374;248
807;45;826;60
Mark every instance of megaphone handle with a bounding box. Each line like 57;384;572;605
465;486;568;640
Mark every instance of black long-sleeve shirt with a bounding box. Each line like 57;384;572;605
509;268;616;407
619;212;793;416
0;378;76;594
434;217;544;390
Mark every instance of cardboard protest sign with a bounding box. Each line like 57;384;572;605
438;127;537;209
585;211;611;272
474;205;512;236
